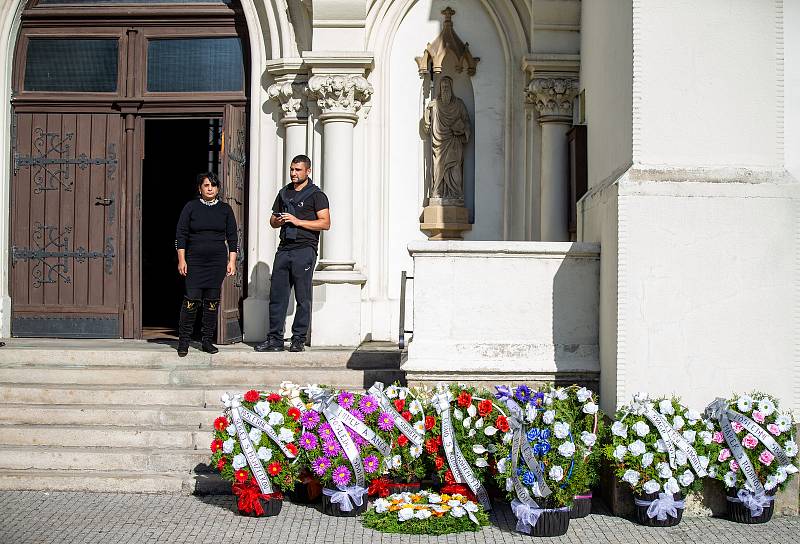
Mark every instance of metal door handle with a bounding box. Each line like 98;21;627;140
95;197;114;206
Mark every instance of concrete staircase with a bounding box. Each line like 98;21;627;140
0;339;403;494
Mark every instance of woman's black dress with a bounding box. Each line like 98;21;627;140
175;199;238;290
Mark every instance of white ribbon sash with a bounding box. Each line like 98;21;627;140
323;485;368;512
634;493;685;521
230;405;273;494
367;382;424;447
238;406;297;459
643;406;707;477
501;397;551;502
431;392;491;510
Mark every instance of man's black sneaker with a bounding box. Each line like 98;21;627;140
255;340;284;352
289;339;305;352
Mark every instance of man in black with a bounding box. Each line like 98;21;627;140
255;155;330;352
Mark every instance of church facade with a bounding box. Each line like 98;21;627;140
0;0;797;413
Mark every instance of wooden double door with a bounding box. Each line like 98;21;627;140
10;107;247;342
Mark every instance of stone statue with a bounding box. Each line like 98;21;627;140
424;76;471;201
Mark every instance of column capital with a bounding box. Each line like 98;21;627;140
525;75;579;123
267;79;309;122
307;74;373;119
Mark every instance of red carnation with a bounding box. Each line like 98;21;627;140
478;399;493;417
244;389;260;403
457;391;472;408
267;393;281;403
401;411;412;422
444;469;455;484
216;457;227;471
435;456;444;470
393;399;405;412
288;407;301;421
268;462;282;476
235;469;248;482
213;416;229;431
425;437;439;454
286;443;298;456
397;434;409;447
435;435;442;446
424;415;436;430
496;415;510;433
210;439;223;453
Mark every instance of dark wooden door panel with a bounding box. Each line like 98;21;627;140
219;104;246;343
11;111;122;337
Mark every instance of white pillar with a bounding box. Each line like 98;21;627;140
527;76;579;242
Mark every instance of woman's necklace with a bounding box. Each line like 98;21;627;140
200;197;219;207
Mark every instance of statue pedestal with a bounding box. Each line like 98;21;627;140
420;204;472;240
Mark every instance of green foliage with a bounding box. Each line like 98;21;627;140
362;508;489;535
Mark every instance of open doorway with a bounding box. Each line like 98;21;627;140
141;118;222;339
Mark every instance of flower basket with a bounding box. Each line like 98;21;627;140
232;481;284;517
289;469;323;504
569;493;592;519
362;490;489;535
321;487;368;517
526;508;570;537
633;491;683;527
725;487;776;524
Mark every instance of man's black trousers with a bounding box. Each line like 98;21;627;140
268;246;316;343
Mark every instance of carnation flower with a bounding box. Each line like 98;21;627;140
581;431;597;447
633;421;650;437
685;409;702;424
742;434;758;449
613;445;627;461
729;460;739;472
248;427;262;445
731;421;744;433
363;455;380;473
425;415;436;430
278;427;294;443
542;410;555;425
222;438;235;454
767;423;781;436
378;412;394;431
758;398;776;416
678;469;694;487
232;453;247;470
622;469;640;486
267;412;284;426
658;399;675;415
611;421;628;438
558;441;575;458
312;456;331;476
478;399;493;417
655;439;668;452
359;395;378;414
549;465;564;482
641;452;654;468
457;391;473;407
664;477;679;495
257;446;272;462
682;430;696;444
576;387;592;402
752;411;766;424
627;440;646;457
736;395;754;412
300;410;320;429
759;450;775;466
554;387;569;400
337;391;354;409
656;462;673;479
254;401;271;417
332;465;351;487
643;480;660;494
226;424;237;437
243;389;260;403
583;402;599;415
672;416;685;430
712;431;724;444
718;448;731;462
496;416;510;433
553;422;570;439
699;455;709;469
522;471;536;486
699;431;712;445
675;450;688;467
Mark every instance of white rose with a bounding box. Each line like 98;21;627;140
655;439;668;453
467;405;477;418
408;400;422;414
583;402;599;415
453;408;463;420
257;446;272;462
254;401;271;417
736;395;753;412
581;431;597;448
699;431;712;445
758;398;776;417
267;412;284;426
633;421;650;437
641;452;654;468
555;387;569;400
232;453;247;470
643;480;660;494
222;438;235;454
397;507;414;522
627;440;647;457
497;458;508;474
675;450;688;467
622;469;640;487
543;410;555;425
784;440;798;457
248;427;262;445
658;399;675;415
724;471;737;488
672;415;685;430
410;445;422;458
611;422;628;439
613;445;628;461
663;477;680;495
656;462;673;479
576;387;592;402
374;498;390;513
682;430;696;444
278;427;294;443
554;422;571;440
558;441;576;458
414;509;432;520
549;465;564;482
678;469;695;487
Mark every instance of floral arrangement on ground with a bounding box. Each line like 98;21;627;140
362;490;489;535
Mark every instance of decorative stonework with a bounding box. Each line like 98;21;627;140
307;74;373;117
415;7;479;76
526;77;579;121
267;81;308;120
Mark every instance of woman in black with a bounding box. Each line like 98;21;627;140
175;172;238;356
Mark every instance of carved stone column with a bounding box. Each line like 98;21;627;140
527;76;578;242
267;79;309;166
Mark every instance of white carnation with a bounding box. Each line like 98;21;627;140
257;446;272;462
222;438;235;454
581;431;597;447
664;477;680;495
254;401;271;417
656;462;673;479
232;453;247;470
627;440;647;457
576;387;592;402
611;422;628;439
267;412;284;426
450;506;466;518
549;465;564;482
497;458;508;474
543;410;555;425
248;427;262;445
678;469;695;487
415;509;432;520
675;450;688;467
643;480;660;494
699;455;709;469
699;431;712;445
397;508;414;522
613;445;628;461
554;387;569;400
554;421;571;439
672;415;685;430
524;404;537;423
583;402;599;415
682;430;696;444
622;469;640;486
655;439;668;452
736;395;753;412
374;498;390;513
633;421;650;437
641;452;654;468
685;409;702;424
658;399;675;415
278;427;294;443
558;441;576;458
226;424;237;437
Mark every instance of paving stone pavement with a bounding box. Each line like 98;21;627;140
1;491;798;544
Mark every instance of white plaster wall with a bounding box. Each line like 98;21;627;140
786;0;800;180
634;0;780;168
579;0;633;188
404;241;600;378
616;178;799;413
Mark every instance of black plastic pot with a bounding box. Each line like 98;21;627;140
238;496;282;517
321;490;368;517
288;472;322;504
569;493;592;519
726;488;776;524
633;492;683;527
526;508;570;537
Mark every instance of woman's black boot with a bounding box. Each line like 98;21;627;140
201;299;220;354
177;298;200;357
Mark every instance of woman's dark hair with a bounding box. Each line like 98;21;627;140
196;172;221;191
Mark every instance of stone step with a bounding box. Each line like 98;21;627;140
0;425;213;450
0;469;229;494
0;404;220;428
0;366;403;388
0;445;211;473
0;384;244;407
